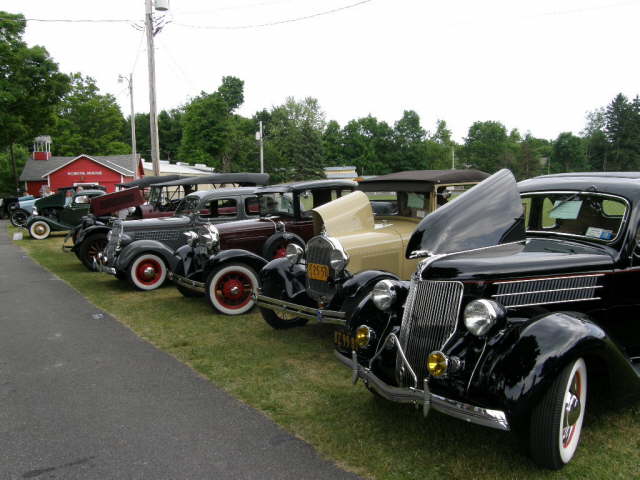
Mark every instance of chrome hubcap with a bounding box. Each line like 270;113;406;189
35;225;46;235
142;266;156;280
230;285;240;295
562;374;581;445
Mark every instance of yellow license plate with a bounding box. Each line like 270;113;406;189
307;263;329;281
334;331;356;350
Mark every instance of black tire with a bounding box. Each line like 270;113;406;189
262;232;305;260
176;284;204;298
10;209;29;227
78;232;108;271
529;358;587;469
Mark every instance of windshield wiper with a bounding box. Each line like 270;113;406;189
548;185;597;214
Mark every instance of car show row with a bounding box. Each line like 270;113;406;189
13;168;640;470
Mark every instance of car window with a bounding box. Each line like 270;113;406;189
522;192;628;242
259;192;295;217
245;197;259;215
175;196;200;215
200;198;238;218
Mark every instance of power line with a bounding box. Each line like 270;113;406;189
170;0;373;30
0;17;136;23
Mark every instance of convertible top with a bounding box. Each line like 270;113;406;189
153;173;270;187
358;169;490;192
257;179;357;194
117;175;181;188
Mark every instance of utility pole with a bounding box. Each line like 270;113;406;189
145;0;161;176
256;121;264;173
451;146;455;169
119;73;138;178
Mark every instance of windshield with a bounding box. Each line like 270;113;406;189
175;195;200;215
522;192;628;243
259;192;296;217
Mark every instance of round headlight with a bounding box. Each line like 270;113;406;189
107;230;113;242
202;224;219;250
329;248;349;272
184;231;198;247
427;351;448;377
372;279;397;311
355;325;374;349
464;299;502;336
285;243;304;264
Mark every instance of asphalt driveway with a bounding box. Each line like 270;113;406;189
0;222;360;480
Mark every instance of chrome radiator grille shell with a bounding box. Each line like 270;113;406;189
103;220;123;264
305;235;336;302
397;279;464;387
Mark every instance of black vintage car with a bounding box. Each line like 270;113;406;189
170;180;357;315
334;170;640;469
95;187;262;290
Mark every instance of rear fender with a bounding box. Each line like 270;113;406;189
205;249;268;276
116;240;178;273
475;311;640;421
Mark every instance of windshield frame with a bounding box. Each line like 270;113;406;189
521;190;631;245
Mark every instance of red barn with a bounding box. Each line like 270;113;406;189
19;138;143;196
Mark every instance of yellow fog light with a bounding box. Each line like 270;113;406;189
427;351;448;377
355;325;373;349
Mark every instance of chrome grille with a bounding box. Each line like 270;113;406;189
398;280;464;387
103;220;122;263
493;274;603;308
135;230;184;243
305;236;335;302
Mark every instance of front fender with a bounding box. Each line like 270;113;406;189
26;215;69;232
75;224;111;247
340;270;401;312
474;311;640;421
116;240;178;273
205;249;268;277
259;258;310;301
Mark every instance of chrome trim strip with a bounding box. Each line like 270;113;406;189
255;294;346;325
493;273;605;284
493;285;603;297
335;350;510;431
501;297;601;309
170;273;206;293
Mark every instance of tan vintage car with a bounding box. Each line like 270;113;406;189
255;169;489;329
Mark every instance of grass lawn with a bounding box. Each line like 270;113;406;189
9;226;640;480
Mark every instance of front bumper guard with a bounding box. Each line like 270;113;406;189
336;339;510;432
255;293;346;326
169;272;206;293
94;253;117;275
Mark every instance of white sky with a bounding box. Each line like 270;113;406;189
4;0;640;142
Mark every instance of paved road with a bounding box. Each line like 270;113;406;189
0;222;360;480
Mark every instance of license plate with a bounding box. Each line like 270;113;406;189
307;263;329;281
334;331;356;350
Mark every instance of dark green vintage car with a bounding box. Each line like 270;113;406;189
26;189;106;239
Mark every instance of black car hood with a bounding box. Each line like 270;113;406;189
122;216;190;231
406;169;525;258
423;237;615;281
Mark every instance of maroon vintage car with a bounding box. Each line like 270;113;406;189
169;179;357;314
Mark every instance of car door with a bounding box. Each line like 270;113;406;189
57;193;94;227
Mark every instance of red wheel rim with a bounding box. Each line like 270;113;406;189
214;271;253;309
135;259;163;286
272;240;290;259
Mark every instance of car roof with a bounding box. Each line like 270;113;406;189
153;173;269;187
257;179;357;194
357;169;490;192
76;189;105;196
184;186;259;199
518;172;640;200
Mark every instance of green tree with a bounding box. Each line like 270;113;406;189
550;132;588;173
431;119;452;145
604;93;640;170
460;121;512;172
51;73;129;156
322;120;345;166
392;110;427;171
341;116;395;176
0;11;69;192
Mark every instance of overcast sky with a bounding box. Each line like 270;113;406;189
4;0;640;142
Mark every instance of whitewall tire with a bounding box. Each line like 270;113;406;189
206;263;259;315
128;253;167;291
530;357;587;469
29;220;51;240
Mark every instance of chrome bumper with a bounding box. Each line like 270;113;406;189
169;272;206;293
335;349;510;432
255;293;346;325
94;253;117;275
